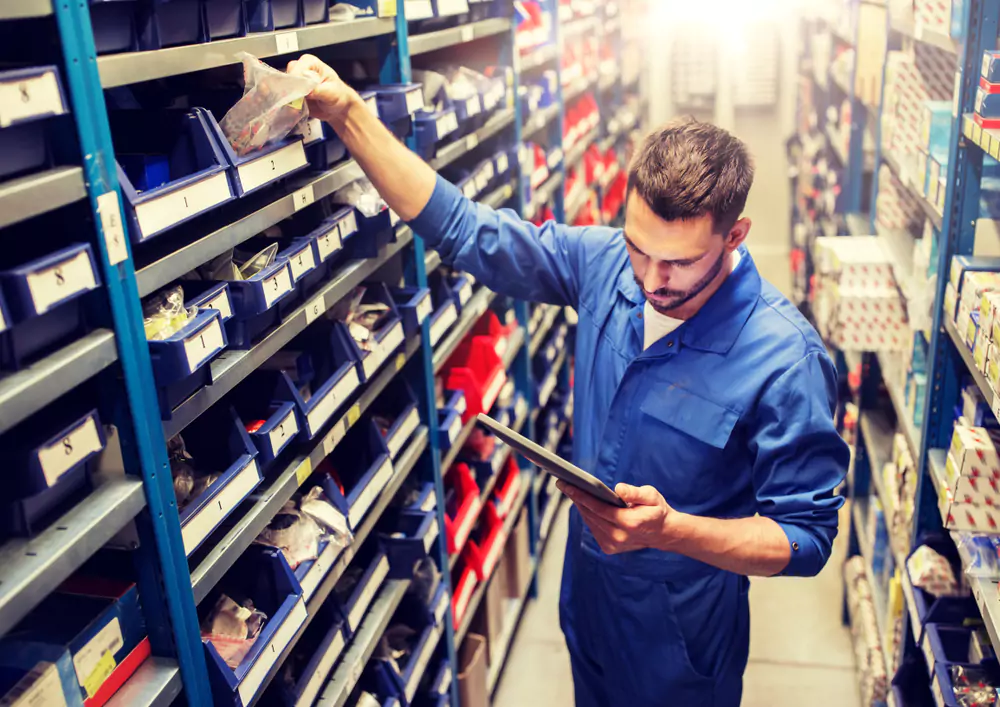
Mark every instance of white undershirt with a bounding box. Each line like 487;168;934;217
643;250;742;350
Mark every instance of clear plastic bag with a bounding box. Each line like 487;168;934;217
254;487;352;569
220;52;319;157
332;179;386;218
143;285;196;341
201;594;268;669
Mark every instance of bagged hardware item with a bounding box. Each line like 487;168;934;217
143;285;197;341
908;545;964;596
193;243;280;283
333;178;386;218
168;434;220;509
330;286;392;351
950;664;998;706
408;558;441;605
952;531;1000;578
373;623;418;674
220;53;318;157
201;594;268;669
255;487;352;568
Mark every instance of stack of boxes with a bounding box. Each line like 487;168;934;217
942;425;1000;531
945;256;1000;381
874;164;926;237
812;236;909;352
916;100;952;214
974;52;1000;133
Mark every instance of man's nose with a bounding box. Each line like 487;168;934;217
644;267;668;293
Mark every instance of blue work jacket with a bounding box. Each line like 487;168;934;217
409;176;848;579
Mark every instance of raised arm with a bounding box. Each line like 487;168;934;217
287;54;602;307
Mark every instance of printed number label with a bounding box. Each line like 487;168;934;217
275;32;299;54
316;224;342;261
25;250;97;316
292;184;315;212
183;318;224;373
96;191;129;265
304;295;325;326
262;266;292;308
461;25;475;42
0;70;64;127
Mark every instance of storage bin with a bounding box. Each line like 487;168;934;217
204;0;247;38
413;108;460;156
229;381;300;470
111;108;236;243
921;624;984;679
177;405;261;556
428;287;459;348
341;0;397;17
374;602;446;704
398;577;450;630
89;0;140;54
451;553;479;629
187;280;235;323
203;547;308;706
205;258;295;348
389;286;433;338
457;633;487;707
369;84;426;124
371;380;421;460
380;507;440;578
931;658;1000;707
472;310;516;357
444;338;507;422
909;583;979;644
319;420;395;529
405;482;438;514
0;243;100;372
333;282;405;382
263;322;361;439
491;457;522;519
203;105;309;197
458;429;505;490
435;270;474;313
340;203;396;259
0;408;105;538
307;125;349;171
288;495;350;601
0;66;68;132
502;508;532;600
140;0;208;49
274;602;346;707
425;657;454;705
465;501;506;580
0;122;50;182
301;0;328;23
294;213;347;293
443;463;482;555
149;307;228;418
332;543;390;636
246;0;302;30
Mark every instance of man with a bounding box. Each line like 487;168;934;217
288;55;848;706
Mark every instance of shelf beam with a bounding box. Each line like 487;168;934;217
105;658;182;707
409;18;511;55
429;109;516;172
0;166;87;230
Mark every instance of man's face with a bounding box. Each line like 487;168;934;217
623;196;733;316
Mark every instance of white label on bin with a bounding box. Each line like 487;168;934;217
388;408;420;458
349;458;394;527
95;191;129;266
415;292;432;324
434;665;452;695
903;574;920;640
921;633;935;677
420;491;436;512
275;31;299;54
238;597;307;705
454;574;476;622
296;118;325;145
458;282;473;305
496;153;509;174
465;95;482;118
0;306;6;333
37;414;103;488
288;246;316;281
430;302;458;345
932;677;945;707
365;95;380;117
483;370;507;411
495;336;508;358
238;142;308;193
304;294;325;326
460;25;475;42
0;71;64;127
4;662;67;707
435;592;450;625
133;172;232;239
405;89;425;115
321;418;348;458
262;265;293;308
316;224;342;261
26;249;97;316
454;395;467;415
73;617;123;690
539;371;557;408
300;536;341;602
492;443;508;475
462;180;478;199
183;316;224;374
296;628;345;707
182;459;259;555
423;518;440;553
406;625;443;702
201;288;233;321
515;396;528;423
307;367;360;435
447;415;462;444
292;184;315;212
267;407;299;458
349;556;390;629
340;211;358;238
498;473;521;518
455;496;481;549
484;529;507;576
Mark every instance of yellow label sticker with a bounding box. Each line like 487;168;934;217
83;651;116;699
347;404;361;426
288;98;304;111
395;353;406;371
295;458;313;487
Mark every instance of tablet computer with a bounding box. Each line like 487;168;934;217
476;413;627;507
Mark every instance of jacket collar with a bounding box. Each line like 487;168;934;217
616;244;762;355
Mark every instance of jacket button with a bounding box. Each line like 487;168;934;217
792;542;800;551
667;341;674;348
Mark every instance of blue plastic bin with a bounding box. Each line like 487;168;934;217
0;243;100;372
176;406;261;556
412;108;459;155
0;66;67;180
332;283;405;382
369;84;425;124
204;0;247;38
265;322;361;439
111;107;236;242
320;420;395;529
89;0;140;54
379;508;440;579
332;542;390;635
302;0;328;23
0;409;105;538
140;0;208;49
207;259;295;348
275;602;346;707
291;512;349;601
427;291;459;348
203;547;307;706
148;307;228;418
390;287;433;339
246;0;302;30
371;380;421;460
230;374;301;470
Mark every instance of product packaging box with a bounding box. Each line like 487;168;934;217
946;452;1000;505
951;255;1000;293
949;425;1000;478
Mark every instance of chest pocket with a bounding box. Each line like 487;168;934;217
631;384;741;512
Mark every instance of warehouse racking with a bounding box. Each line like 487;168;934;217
0;0;644;705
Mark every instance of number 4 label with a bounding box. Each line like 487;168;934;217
97;191;129;266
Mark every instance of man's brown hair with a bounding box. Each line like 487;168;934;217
627;118;754;233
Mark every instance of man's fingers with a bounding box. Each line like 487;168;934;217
558;482;623;521
615;483;662;507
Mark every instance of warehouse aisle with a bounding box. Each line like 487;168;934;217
495;504;860;706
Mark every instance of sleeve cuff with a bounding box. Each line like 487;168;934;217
775;521;825;577
405;174;466;249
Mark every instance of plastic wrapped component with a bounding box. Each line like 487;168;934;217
143;285;198;341
908;545;964;596
333;178;387;218
254;486;352;570
952;531;1000;578
220;52;318;157
201;594;268;669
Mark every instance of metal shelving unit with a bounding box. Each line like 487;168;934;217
410;17;511;55
0;166;87;230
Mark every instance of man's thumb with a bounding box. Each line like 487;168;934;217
615;484;660;506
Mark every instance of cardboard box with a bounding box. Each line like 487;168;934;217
966;310;981;350
458;634;488;707
949;425;1000;478
940;493;1000;531
981;291;1000;337
946;452;1000;505
503;509;533;601
945;283;960;323
961;272;1000;315
976;330;991;373
951;255;1000;293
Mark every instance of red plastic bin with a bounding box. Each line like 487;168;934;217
445;337;507;422
466;501;508;581
443;462;482;556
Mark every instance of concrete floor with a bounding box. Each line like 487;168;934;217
494;503;859;706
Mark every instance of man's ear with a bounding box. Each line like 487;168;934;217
726;217;751;251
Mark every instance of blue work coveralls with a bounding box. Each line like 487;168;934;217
409;176;849;707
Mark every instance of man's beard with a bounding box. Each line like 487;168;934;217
635;249;727;315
